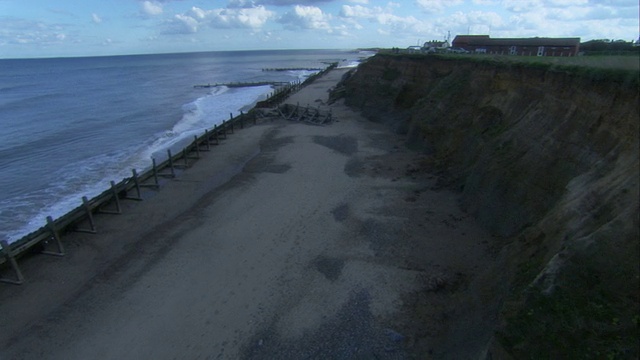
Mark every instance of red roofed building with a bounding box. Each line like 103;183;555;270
452;35;580;56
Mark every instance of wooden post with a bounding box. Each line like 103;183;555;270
132;169;142;199
193;136;200;159
229;113;234;134
204;129;211;150
110;180;122;213
0;240;24;285
74;196;97;234
44;216;65;256
183;148;189;167
99;181;122;214
167;149;176;177
213;125;220;144
221;121;227;139
151;159;160;186
141;160;160;188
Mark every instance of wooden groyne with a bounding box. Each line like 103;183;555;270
261;67;323;72
194;81;289;89
255;62;337;108
0;62;338;285
277;103;333;126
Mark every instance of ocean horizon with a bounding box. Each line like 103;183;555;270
1;48;371;61
0;49;373;245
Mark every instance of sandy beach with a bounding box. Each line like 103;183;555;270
0;68;503;359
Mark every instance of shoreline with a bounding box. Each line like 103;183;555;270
1;63;337;260
1;66;501;359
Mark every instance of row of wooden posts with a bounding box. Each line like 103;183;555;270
0;61;339;286
0;113;247;285
261;67;323;72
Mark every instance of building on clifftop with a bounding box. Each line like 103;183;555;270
423;40;450;52
452;35;580;56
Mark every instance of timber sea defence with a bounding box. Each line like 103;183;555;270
0;62;338;285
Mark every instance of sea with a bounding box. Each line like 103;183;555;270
0;49;372;245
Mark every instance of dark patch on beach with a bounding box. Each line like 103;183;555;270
244;161;292;174
313;255;345;282
344;158;364;177
313;135;358;156
242;289;407;359
359;218;401;257
261;134;294;152
331;203;349;222
244;128;294;174
263;164;291;174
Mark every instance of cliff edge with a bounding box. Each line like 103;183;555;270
338;54;639;358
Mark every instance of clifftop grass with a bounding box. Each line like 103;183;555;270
377;51;640;87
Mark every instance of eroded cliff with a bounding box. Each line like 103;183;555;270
339;54;639;358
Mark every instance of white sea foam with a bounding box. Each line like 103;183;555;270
139;84;273;164
338;61;361;69
2;148;139;243
2;85;274;244
0;50;366;245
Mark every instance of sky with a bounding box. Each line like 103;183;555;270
0;0;638;58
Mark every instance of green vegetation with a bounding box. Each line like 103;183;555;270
580;39;640;56
500;263;639;359
500;225;640;359
437;53;639;71
377;51;640;87
426;67;471;100
382;66;401;81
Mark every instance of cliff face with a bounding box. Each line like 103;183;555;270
341;54;639;358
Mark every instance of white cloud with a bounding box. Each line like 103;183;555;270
415;0;463;13
142;1;163;16
502;0;543;13
340;2;439;42
227;0;257;8
254;0;334;5
207;6;274;28
349;0;369;3
174;13;199;33
91;13;102;24
278;5;332;30
472;0;498;4
544;0;588;6
340;4;377;18
163;5;274;34
447;10;504;28
0;18;71;46
546;6;591;20
342;17;364;30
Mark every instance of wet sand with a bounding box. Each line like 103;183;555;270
0;68;503;359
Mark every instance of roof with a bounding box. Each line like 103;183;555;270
453;35;580;47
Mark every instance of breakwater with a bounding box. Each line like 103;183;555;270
194;81;290;89
261;67;323;72
0;62;338;285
